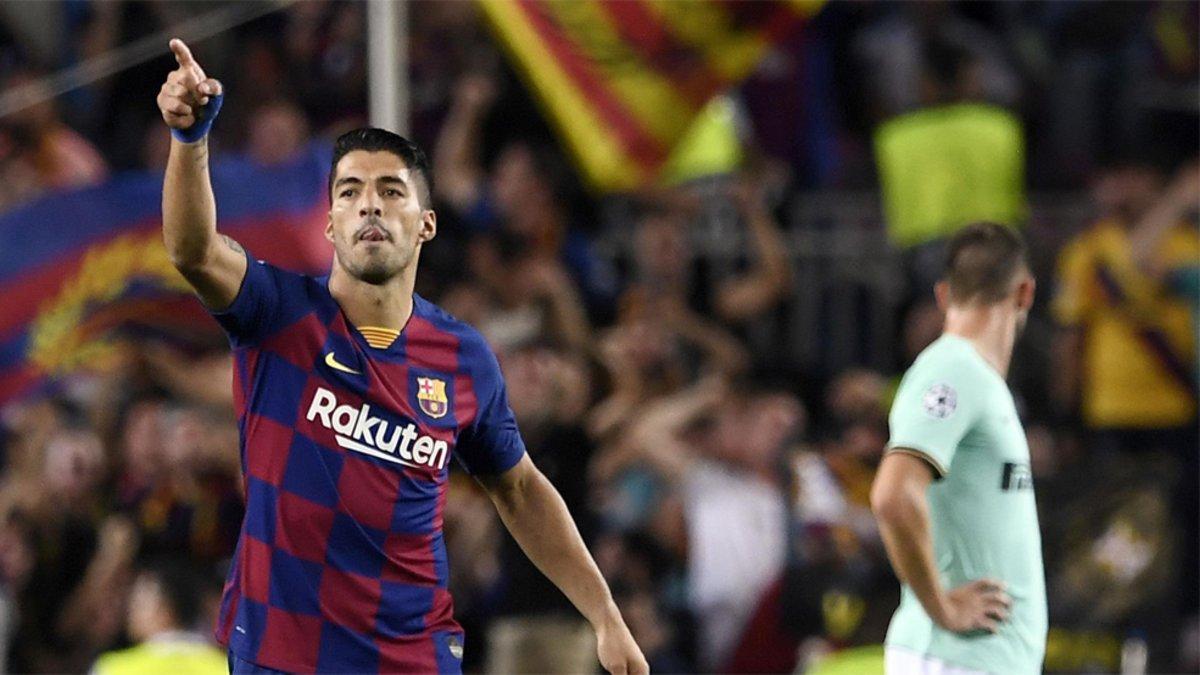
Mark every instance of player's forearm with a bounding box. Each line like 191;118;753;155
162;137;219;271
490;466;620;629
872;484;950;625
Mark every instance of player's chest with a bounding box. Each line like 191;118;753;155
959;398;1033;493
269;322;474;476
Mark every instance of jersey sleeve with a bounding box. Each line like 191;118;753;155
886;360;983;477
207;249;297;348
455;338;527;475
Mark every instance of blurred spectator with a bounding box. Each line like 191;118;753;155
713;179;795;323
597;376;805;671
138;344;233;411
587;295;747;443
435;73;617;313
113;398;241;564
91;558;226;675
1052;159;1198;668
1033;2;1198;186
245;99;311;167
483;256;593;355
1036;447;1183;672
873;32;1026;296
0;510;34;674
1052;160;1198;433
820;369;890;515
280;0;367;130
0;419;124;672
627;177;794;327
853;2;1019;120
0;69;108;208
407;1;497;145
439;473;501;673
486;344;599;674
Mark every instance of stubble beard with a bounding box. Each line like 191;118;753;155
336;233;416;286
348;247;414;285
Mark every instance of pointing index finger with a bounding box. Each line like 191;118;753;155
169;38;206;79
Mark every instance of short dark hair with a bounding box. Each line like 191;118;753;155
943;222;1029;304
140;558;210;629
329;128;433;206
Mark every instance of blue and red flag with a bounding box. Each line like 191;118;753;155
0;142;335;403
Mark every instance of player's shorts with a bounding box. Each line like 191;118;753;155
884;647;988;675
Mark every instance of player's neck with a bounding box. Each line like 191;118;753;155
328;265;416;331
942;305;1017;377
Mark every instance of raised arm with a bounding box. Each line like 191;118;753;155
594;374;725;483
158;38;245;310
870;452;1011;634
433;74;494;211
714;179;794;323
1128;163;1198;276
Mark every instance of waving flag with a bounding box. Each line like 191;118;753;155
0;142;334;403
479;0;823;191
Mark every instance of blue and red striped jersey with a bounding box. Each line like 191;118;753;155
209;253;526;673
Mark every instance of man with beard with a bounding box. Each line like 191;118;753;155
157;39;645;675
870;222;1047;674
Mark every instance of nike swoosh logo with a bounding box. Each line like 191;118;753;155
324;352;361;375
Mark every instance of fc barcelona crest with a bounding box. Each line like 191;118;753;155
416;377;449;419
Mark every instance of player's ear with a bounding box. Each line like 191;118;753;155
418;209;437;243
1016;274;1035;312
324;215;334;243
933;280;951;313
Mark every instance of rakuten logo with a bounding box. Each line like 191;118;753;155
305;387;448;470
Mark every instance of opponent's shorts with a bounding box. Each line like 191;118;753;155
884;647;989;675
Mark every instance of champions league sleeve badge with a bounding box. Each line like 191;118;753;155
416;376;449;419
922;383;958;419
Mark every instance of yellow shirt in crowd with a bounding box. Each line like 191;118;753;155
875;103;1026;248
1054;218;1199;429
91;634;226;675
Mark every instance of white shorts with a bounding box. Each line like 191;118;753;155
884;647;988;675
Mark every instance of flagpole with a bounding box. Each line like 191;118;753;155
367;0;407;136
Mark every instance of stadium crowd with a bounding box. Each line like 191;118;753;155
0;1;1196;673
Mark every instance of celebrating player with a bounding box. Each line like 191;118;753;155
157;39;647;675
870;223;1047;674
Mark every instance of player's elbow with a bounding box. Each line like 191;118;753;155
164;233;213;273
480;456;539;513
870;480;912;526
168;247;205;273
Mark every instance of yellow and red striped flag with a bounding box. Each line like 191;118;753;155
479;0;823;192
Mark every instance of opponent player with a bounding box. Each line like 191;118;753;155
157;39;647;674
870;222;1047;674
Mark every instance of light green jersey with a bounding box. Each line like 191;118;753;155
884;334;1047;674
